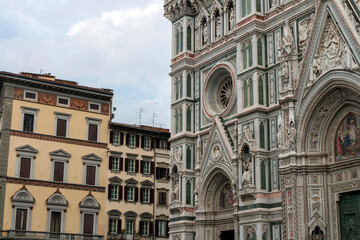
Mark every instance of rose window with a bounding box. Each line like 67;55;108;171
218;77;233;109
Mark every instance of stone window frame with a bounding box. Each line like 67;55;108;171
57;96;70;107
124;211;138;236
15;145;38;179
157;188;169;206
86;117;102;142
45;192;68;233
88;102;101;112
139;212;153;236
125;178;138;203
109;176;122;201
144;136;151;150
82;153;102;186
113;132;121;145
24;90;38;101
79;195;100;235
21;106;39;133
141;156;153;175
128;134;136;148
49;149;71;183
140;180;154;204
54;112;71;138
108;210;122;235
11;188;35;231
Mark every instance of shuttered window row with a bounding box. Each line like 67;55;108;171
109;131;170;150
109;157;155;174
107;185;154;203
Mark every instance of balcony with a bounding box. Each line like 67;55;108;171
0;230;104;240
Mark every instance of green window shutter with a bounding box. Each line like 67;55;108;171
248;42;253;67
186;181;191;204
187;26;191;51
243;81;248;108
256;0;261;12
180;109;183;132
257;38;263;65
187;74;191;97
261;160;266;190
242;44;247;69
176;30;179;54
175;111;179;133
259;77;264;105
260;123;265;148
249;79;254;106
242;0;246;17
186;107;191;132
175;80;179;100
180;77;183;98
180;29;184;52
247;0;252;14
186;147;191;169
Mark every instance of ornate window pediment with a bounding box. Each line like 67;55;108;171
109;176;122;184
79;195;100;211
12;189;35;205
82;153;102;162
140;180;153;187
140;212;153;220
50;149;71;158
16;145;38;156
125;178;138;185
46;192;68;207
124;211;138;220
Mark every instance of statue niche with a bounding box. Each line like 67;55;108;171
219;183;234;209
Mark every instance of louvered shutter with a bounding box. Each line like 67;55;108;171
124;186;128;201
140;188;143;203
136;135;140;147
109;156;113;170
135;187;139;202
155;220;159;237
149;222;153;235
151;162;155;174
117;219;122;233
120;158;123;171
135;160;139;173
108;184;112;199
150;189;154;203
120;132;124;145
119;186;123;200
125;159;128;172
140;161;144;174
109;131;113;144
141;136;144;148
139;221;143;236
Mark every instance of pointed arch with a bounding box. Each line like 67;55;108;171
186;105;192;132
243;80;248;108
258;75;264;105
179;108;183;132
242;43;247;69
257;37;263;65
249;78;254;106
248;40;253;67
186;180;192;204
186;73;192;97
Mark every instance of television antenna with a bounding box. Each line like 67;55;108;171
137;108;146;125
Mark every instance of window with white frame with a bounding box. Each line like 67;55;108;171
109;219;117;234
111;185;119;200
127;187;134;201
21;107;38;133
57;96;70;107
24;90;37;101
16;145;38;179
139;213;153;237
126;220;134;235
89;102;100;112
108;176;122;201
46;193;68;233
11;189;35;231
144;137;151;149
86;117;101;142
124;211;137;236
113;132;121;145
140;180;153;204
129;134;136;147
107;210;122;235
79;196;100;235
54;112;71;138
125;178;138;202
82;153;102;186
143;161;150;174
156;220;167;237
143;189;149;203
112;157;120;170
128;159;135;172
50;149;70;182
142;221;149;236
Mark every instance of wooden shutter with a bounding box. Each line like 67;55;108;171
125;159;128;172
117;219;122;233
120;158;123;171
20;157;31;178
119;186;123;200
108;184;112;199
120;133;124;145
135;160;139;173
56;119;67;137
83;214;94;235
109;131;114;144
108;218;111;233
166;221;169;237
15;208;27;230
54;161;64;182
139;221;143;236
166;168;170;180
141;136;144;148
109;156;113;170
156;139;160;148
126;133;129;146
135;187;139;202
140;161;144;174
149;222;153;235
167;141;170;150
140;188;144;203
124;186;128;201
151;138;154;149
136;135;140;147
150;189;154;203
155;167;160;180
151;162;155;174
88;124;98;141
155;220;159;237
86;166;96;185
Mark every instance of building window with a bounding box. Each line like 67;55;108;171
108;177;123;201
89;102;100;112
186;181;192;204
108;210;121;235
11;189;35;231
186;73;192;97
127;187;134;201
53;162;65;182
109;219;117;234
186;106;191;132
16;145;38;179
82;153;102;186
142;221;149;236
128;159;135;172
57;96;69;106
257;38;263;65
156;220;168;237
158;192;167;205
54;112;70;138
249;78;254;106
259;77;264;105
79;196;100;235
46;193;68;233
186;146;192;169
24;90;37;100
142;188;150;203
261;160;266;190
242;43;247;69
143;161;150;174
49;211;62;233
129;134;136;147
156;167;169;180
260;122;265;148
21;107;38;133
86;118;101;142
187;26;192;51
112;157;119;170
110;156;123;171
180;27;184;52
113;132;121;145
243;80;248;108
50;149;70;183
111;185;119;200
126;220;134;235
248;41;253;67
179;108;183;132
144;137;151;150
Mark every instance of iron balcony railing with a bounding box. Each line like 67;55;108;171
0;230;104;240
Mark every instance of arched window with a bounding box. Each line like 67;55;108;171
256;0;261;12
186;74;192;97
242;43;247;69
11;188;35;231
179;76;183;98
180;27;184;52
252;232;257;240
179;109;183;132
186;106;191;132
257;38;263;65
260;160;266;189
311;226;324;240
186;146;191;169
246;233;251;240
262;233;267;240
186;181;191;204
248;41;253;67
175;110;179;133
243;80;248;108
187;25;192;51
242;0;246;17
249;79;254;106
175;78;179;100
258;76;264;105
260;122;265;148
79;195;100;235
46;192;68;233
176;29;180;54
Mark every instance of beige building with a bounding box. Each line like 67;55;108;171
107;123;170;240
0;72;113;239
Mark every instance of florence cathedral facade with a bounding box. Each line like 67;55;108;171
164;0;360;239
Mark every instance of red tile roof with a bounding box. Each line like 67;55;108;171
110;122;170;133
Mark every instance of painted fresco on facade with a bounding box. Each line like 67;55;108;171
336;113;360;161
220;183;234;209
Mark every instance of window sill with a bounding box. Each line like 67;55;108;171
110;170;121;173
157;204;168;208
109;199;121;202
141;202;152;205
126;172;137;176
125;200;136;205
156;179;169;183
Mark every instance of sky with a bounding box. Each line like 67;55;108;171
0;0;172;129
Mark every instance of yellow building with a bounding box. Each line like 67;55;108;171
0;72;113;239
107;123;170;240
